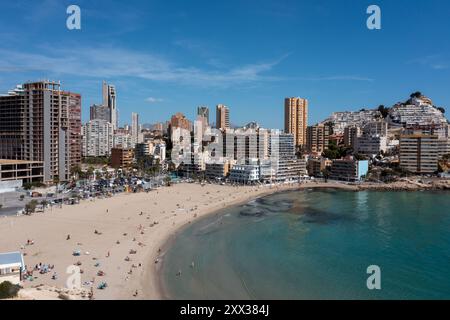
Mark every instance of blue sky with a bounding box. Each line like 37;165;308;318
0;0;449;128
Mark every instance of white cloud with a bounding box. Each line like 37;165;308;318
299;75;374;82
145;97;164;103
407;55;449;70
0;45;285;88
0;45;375;89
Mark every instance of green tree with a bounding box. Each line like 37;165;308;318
70;165;83;179
25;200;38;214
322;141;352;160
86;166;94;179
377;105;389;118
0;281;20;299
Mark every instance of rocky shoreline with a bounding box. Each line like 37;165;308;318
358;179;450;191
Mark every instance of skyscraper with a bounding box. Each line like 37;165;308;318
197;106;209;126
131;112;139;145
90;104;110;122
216;104;230;130
0;81;82;183
65;92;82;170
284;97;308;148
82;119;114;157
102;81;118;130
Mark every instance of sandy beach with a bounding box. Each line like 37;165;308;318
0;181;356;300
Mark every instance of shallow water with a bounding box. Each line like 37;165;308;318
161;190;450;299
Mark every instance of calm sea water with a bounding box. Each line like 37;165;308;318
161;189;450;299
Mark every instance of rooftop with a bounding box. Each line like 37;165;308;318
0;251;24;266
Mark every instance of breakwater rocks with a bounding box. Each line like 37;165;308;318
358;180;450;191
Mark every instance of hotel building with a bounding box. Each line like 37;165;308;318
229;163;260;184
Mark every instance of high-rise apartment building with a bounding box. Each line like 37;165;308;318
306;124;331;154
113;130;134;149
343;126;361;149
90;104;110;122
216;104;230;130
82;119;114;157
284;97;308;148
102;81;118;130
400;134;439;173
170;112;192;131
65;92;82;170
131;112;139;145
0;81;82;183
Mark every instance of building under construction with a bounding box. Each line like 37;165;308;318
0;81;82;183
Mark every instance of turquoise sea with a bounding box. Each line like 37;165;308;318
161;190;450;299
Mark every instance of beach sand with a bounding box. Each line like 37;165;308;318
0;181;355;300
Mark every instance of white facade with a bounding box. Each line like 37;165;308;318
113;132;134;149
131;112;142;145
229;164;260;183
82;120;113;157
389;98;447;126
356;135;387;156
324;110;382;134
154;143;166;162
0;252;24;285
